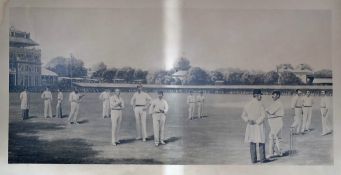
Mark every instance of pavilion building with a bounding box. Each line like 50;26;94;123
9;26;42;88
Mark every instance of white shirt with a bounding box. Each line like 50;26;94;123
320;96;329;108
20;91;29;109
130;92;151;106
266;100;284;118
196;95;205;103
302;96;313;107
149;98;169;114
110;95;125;110
187;95;196;104
99;91;110;101
69;92;80;104
291;95;303;108
57;92;63;102
41;90;52;101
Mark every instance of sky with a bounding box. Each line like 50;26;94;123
10;7;331;71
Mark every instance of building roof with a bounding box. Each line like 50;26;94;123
9;26;39;47
172;70;188;77
10;37;39;47
42;68;58;76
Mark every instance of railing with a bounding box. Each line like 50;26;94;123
10;47;41;56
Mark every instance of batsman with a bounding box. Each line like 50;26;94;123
266;90;284;158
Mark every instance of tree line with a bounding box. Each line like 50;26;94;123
46;56;332;85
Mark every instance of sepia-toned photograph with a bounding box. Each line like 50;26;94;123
7;3;334;166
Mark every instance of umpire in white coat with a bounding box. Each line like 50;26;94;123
99;89;111;118
187;91;196;120
241;89;267;163
20;88;29;120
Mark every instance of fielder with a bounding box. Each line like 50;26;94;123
266;90;284;158
130;85;152;141
56;89;63;118
41;87;53;118
290;89;303;135
149;91;169;146
241;89;268;163
197;91;205;118
320;90;332;136
187;91;195;120
20;88;29;120
68;89;85;124
110;89;125;146
99;89;111;118
302;90;313;132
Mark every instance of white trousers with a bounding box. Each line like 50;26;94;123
197;102;204;117
111;110;122;144
188;103;195;119
291;108;303;133
102;100;110;118
152;113;166;143
321;108;331;134
268;117;283;155
68;102;79;122
302;107;312;132
134;107;147;139
44;100;52;118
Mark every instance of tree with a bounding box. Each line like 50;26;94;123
185;67;210;85
46;56;87;77
102;68;117;83
278;72;302;85
226;71;244;84
209;70;224;84
115;67;135;82
91;62;107;79
92;62;107;72
264;71;279;85
174;57;191;71
146;70;168;84
133;69;148;81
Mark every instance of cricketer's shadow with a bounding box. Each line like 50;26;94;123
146;136;181;144
270;150;296;159
118;138;136;144
25;115;39;119
164;136;181;143
77;119;89;124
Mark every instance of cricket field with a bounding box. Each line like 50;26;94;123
8;92;333;164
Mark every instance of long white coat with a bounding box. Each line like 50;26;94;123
241;98;266;143
99;91;111;117
20;91;29;109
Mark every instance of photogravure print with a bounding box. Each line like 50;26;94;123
8;7;333;165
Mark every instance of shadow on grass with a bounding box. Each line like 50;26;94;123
165;136;181;143
146;136;181;144
119;138;136;144
8;121;162;164
77;119;89;124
